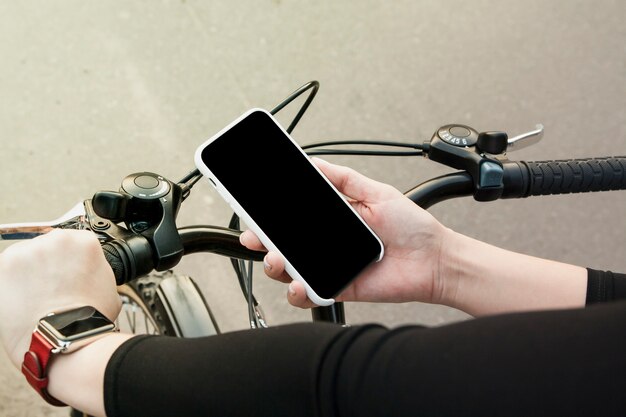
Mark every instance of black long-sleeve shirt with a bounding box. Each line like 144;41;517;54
104;269;626;416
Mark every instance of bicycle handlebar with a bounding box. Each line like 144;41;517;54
102;226;265;285
2;105;625;328
504;157;626;197
406;156;626;209
404;173;473;209
3;156;624;285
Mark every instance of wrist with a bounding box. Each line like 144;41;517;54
48;332;133;415
434;228;467;309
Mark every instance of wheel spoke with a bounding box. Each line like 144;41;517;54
117;293;159;335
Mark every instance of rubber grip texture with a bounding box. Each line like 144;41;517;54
102;243;127;285
525;157;626;196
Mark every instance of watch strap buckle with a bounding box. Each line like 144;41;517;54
21;332;66;407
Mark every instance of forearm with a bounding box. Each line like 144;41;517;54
104;306;626;417
440;230;587;316
47;333;133;417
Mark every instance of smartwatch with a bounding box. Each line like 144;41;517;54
21;306;118;406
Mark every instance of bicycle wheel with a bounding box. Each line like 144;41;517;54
117;270;220;337
116;274;174;336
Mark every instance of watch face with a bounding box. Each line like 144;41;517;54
40;306;115;343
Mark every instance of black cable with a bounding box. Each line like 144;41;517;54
179;169;200;185
269;80;320;134
238;258;258;329
228;215;254;303
307;149;423;157
178;81;320;187
180;172;203;199
303;139;424;157
178;81;320;189
302;140;423;150
240;258;258;328
228;81;318;255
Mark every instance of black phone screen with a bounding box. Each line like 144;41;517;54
200;110;382;299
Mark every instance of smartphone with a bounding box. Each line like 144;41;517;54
194;109;384;306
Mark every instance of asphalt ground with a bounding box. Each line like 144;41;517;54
0;1;624;415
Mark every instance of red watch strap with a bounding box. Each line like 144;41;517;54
21;331;66;407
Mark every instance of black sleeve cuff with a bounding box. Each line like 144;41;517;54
586;268;626;305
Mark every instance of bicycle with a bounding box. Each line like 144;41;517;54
1;81;625;416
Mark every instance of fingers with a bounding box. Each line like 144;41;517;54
240;233;337;309
239;230;266;251
263;261;329;309
286;281;317;309
239;231;291;284
239;231;294;285
263;251;291;283
255;249;321;309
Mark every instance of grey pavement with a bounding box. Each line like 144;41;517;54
0;1;625;415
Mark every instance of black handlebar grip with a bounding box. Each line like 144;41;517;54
102;242;130;285
101;237;154;285
522;157;626;197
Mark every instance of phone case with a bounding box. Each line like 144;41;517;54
194;108;384;306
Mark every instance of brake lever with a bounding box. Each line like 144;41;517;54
0;202;88;240
507;124;544;151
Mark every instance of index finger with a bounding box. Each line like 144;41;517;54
239;229;266;252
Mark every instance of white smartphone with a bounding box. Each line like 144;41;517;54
194;108;384;306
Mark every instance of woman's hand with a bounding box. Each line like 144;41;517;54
0;230;121;368
240;157;452;308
